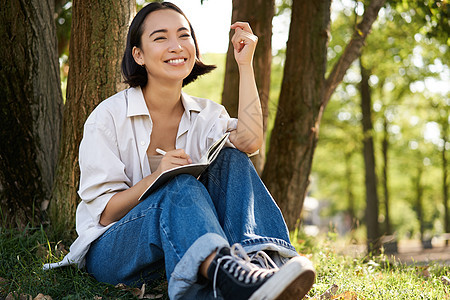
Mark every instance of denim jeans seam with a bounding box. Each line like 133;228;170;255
240;237;296;251
207;172;226;197
160;221;183;261
171;273;196;284
205;173;239;243
223;216;238;243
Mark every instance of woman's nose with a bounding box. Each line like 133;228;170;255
168;39;183;53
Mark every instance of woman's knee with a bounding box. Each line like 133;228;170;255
218;147;249;164
163;174;210;207
139;174;204;207
167;174;204;192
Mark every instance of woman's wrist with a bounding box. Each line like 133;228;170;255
238;63;254;73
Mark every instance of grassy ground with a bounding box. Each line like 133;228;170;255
1;227;449;299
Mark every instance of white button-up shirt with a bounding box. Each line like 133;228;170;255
44;86;237;270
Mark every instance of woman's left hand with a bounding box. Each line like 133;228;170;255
230;22;258;67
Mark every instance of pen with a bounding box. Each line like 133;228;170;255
155;148;166;156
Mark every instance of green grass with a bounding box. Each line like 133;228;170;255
0;226;165;299
1;227;449;299
312;248;449;299
290;231;450;299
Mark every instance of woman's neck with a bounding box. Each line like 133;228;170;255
142;79;183;114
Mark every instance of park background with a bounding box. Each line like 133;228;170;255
0;0;449;299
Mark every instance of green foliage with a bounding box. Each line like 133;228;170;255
311;0;449;240
275;0;292;17
388;0;449;45
55;1;72;57
183;1;448;241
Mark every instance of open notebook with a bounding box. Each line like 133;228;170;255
138;132;230;200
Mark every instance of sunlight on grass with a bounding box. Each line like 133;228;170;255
291;230;450;299
1;227;449;299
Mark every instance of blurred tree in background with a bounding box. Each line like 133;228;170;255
261;0;386;234
312;0;448;246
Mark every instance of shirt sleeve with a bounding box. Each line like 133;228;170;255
206;106;238;150
77;110;131;224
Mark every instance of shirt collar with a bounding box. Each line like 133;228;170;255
126;87;202;119
177;92;202;137
180;91;202;120
126;86;150;117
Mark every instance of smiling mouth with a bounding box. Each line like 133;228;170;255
165;58;186;64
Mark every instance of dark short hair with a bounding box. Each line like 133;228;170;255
121;2;216;87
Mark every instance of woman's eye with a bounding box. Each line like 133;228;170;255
154;36;166;41
180;34;191;38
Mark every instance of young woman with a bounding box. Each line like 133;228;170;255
45;2;315;299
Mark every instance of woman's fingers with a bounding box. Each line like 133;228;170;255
232;29;257;53
230;21;254;34
230;21;258;65
167;149;191;161
169;157;192;166
158;149;192;172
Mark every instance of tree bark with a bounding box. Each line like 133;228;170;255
360;59;381;253
344;151;356;224
261;0;385;230
414;165;424;244
441;113;449;244
221;0;274;173
0;0;63;227
50;0;135;235
323;0;386;107
382;115;392;235
262;0;331;229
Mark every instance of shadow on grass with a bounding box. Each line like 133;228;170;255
0;226;169;299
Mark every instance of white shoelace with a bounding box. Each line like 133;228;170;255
249;251;280;271
212;244;276;299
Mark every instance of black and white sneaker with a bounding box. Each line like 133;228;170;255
207;244;315;300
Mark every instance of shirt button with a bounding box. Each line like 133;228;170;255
140;141;145;146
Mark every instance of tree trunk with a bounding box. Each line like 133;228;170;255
414;165;424;244
382;116;392;235
261;0;385;230
360;59;381;253
344;151;356;224
0;0;63;228
323;0;386;107
221;0;274;173
441;113;449;244
50;0;135;235
262;0;331;229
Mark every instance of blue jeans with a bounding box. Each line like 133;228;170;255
85;148;297;299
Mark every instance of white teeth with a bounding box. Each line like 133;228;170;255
167;58;184;64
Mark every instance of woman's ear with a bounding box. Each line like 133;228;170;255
132;46;144;66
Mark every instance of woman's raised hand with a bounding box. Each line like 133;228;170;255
230;22;258;67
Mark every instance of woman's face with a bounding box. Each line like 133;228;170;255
133;9;196;85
